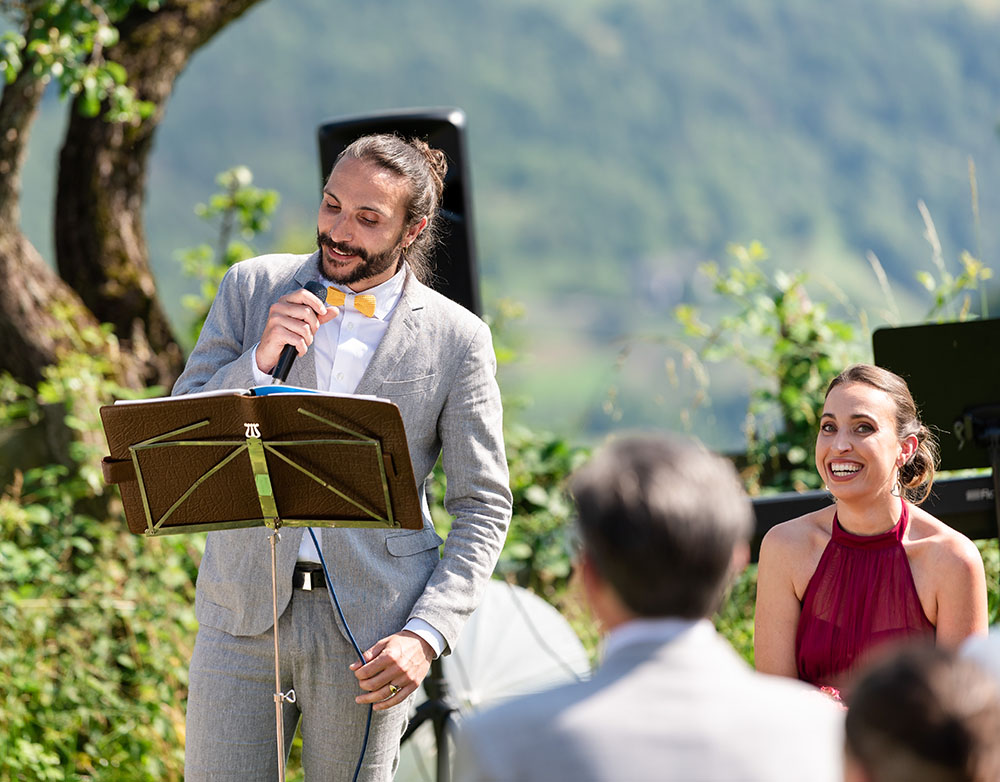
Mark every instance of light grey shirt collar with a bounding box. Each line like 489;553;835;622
601;617;712;661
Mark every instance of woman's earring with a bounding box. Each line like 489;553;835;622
891;469;903;498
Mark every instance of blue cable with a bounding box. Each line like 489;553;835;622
308;527;373;782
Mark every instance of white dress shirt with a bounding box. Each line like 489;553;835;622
251;264;445;656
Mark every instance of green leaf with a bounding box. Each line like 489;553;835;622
916;271;936;291
523;485;550;507
95;26;119;48
103;60;127;84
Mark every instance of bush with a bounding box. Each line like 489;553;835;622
0;351;200;781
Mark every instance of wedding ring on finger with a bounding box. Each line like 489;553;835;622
388;683;400;697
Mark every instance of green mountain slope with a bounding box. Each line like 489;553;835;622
19;0;1000;445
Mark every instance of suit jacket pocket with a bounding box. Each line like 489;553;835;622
385;527;444;557
380;374;437;397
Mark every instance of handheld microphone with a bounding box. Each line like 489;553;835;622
271;280;329;384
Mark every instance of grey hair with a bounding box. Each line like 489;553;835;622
570;434;753;619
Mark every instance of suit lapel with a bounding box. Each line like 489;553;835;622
356;270;426;395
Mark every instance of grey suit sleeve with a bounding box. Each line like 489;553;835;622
408;321;512;651
172;262;260;395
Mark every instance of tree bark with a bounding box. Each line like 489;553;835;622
0;56;43;227
0;51;105;386
56;0;265;390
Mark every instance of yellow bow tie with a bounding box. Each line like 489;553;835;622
326;287;377;318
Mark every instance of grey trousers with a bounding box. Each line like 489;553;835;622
184;587;410;781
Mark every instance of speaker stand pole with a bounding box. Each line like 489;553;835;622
400;658;455;782
965;406;1000;548
988;436;1000;548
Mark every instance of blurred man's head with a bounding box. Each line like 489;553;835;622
570;434;753;627
845;645;1000;782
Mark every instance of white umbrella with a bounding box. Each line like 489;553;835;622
396;579;593;782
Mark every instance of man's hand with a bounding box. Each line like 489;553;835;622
255;287;339;374
351;630;435;711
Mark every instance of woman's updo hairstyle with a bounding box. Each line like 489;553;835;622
825;364;939;504
334;134;448;285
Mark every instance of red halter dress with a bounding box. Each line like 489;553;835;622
795;501;934;689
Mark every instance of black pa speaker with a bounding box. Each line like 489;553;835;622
317;107;481;316
873;318;1000;472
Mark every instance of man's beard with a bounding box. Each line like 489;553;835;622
316;230;404;285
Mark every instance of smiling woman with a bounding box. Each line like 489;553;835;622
753;364;989;700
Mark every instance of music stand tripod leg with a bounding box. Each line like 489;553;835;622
246;434;295;779
270;528;296;782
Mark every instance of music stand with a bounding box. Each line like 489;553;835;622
100;388;423;782
873;318;1000;541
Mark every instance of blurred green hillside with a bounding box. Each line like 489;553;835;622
21;0;1000;447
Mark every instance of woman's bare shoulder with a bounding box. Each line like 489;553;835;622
907;504;984;569
907;503;988;637
758;505;835;598
761;505;835;552
759;505;835;579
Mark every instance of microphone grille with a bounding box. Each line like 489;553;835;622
304;280;328;303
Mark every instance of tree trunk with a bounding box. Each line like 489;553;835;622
56;0;265;390
0;52;104;387
0;56;43;227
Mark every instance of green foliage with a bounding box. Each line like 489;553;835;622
428;423;597;652
915;162;994;324
979;539;1000;626
427;422;588;600
1;0;157;121
918;250;993;321
176;166;280;345
675;242;863;494
714;566;758;666
0;164;273;778
485;297;527;369
915;199;993;322
664;226;997;661
493;425;588;601
670;229;995;494
0;339;198;781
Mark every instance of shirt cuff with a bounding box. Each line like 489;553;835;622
404;617;445;659
250;343;273;386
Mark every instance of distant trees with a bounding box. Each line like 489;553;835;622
0;0;266;390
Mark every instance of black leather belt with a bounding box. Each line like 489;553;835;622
293;564;326;591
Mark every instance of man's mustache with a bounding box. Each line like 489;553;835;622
318;234;368;262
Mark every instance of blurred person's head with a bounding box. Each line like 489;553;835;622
960;629;1000;685
845;645;1000;782
570;434;753;628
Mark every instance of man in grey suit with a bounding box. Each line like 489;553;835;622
453;435;844;782
174;134;512;780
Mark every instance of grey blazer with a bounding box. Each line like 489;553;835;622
172;252;512;652
453;621;845;782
